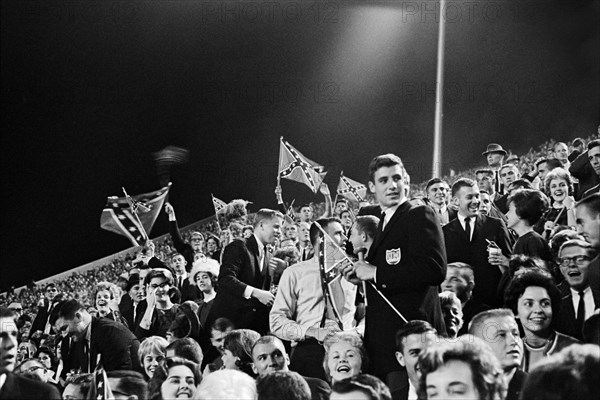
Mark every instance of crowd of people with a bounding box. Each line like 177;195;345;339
1;134;599;400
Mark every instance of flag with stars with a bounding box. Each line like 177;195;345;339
85;366;114;400
337;172;367;202
100;184;171;246
211;194;227;215
278;137;327;193
317;224;353;330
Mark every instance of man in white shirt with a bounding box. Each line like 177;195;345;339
270;218;357;380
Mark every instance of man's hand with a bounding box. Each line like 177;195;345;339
275;185;283;203
340;263;361;285
319;183;331;196
354;260;377;281
488;253;509;273
252;289;275;307
564;196;575;210
165;202;174;215
306;324;340;342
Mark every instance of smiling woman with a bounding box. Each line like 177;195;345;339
148;356;201;400
504;271;580;372
323;332;368;385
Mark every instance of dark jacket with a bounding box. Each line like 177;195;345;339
209;236;272;334
554;281;600;341
443;214;513;307
0;373;61;399
365;202;447;378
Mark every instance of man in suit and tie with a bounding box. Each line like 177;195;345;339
54;300;141;373
342;153;447;389
575;193;599;293
425;178;456;226
555;239;599;340
443;178;513;308
171;253;201;302
31;283;61;335
209;209;284;335
483;143;507;194
0;307;61;399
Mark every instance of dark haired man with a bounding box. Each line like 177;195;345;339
425;178;455;226
394;321;437;400
210;209;284;334
0;307;61;399
443;178;512;307
106;370;148;400
575;194;600;294
342;154;446;389
55;300;140;372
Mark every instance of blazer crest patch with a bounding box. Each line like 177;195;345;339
386;248;402;265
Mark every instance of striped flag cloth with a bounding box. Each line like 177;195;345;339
100;184;170;246
211;194;227;214
317;224;353;330
337;172;367;202
278;137;327;194
85;366;114;400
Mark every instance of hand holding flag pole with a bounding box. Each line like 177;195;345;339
316;224;408;324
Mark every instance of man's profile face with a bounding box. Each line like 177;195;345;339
55;313;86;342
325;221;348;248
588;146;600;176
257;217;283;245
427;182;448;207
537;162;550;181
474;316;522;371
576;205;600;249
369;164;406;209
298;223;310;241
395;332;437;385
252;340;289;376
0;316;18;374
486;152;503;167
349;224;364;253
453;185;480;217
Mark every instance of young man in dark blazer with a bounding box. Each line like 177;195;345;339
0;307;61;399
343;154;447;387
443;178;513;308
54;300;141;373
209;209;284;334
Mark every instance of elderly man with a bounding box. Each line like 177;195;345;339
482;143;508;194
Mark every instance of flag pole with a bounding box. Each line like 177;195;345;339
432;0;446;179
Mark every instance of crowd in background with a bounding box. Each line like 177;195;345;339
1;133;599;400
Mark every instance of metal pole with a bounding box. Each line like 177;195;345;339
432;0;446;178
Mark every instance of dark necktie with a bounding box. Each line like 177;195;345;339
577;290;585;331
464;217;471;242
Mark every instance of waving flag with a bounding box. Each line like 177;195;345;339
100;184;170;246
337;172;367;202
211;194;227;215
278;137;327;193
316;223;354;330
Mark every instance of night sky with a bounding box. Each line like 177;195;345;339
1;0;599;290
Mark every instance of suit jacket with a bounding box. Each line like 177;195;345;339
209;236;272;334
555;281;600;341
365;202;447;378
506;369;527;400
0;373;61;399
443;214;512;307
73;317;141;372
178;276;202;303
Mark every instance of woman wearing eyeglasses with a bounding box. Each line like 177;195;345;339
505;271;580;372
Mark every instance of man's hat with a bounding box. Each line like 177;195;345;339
482;143;507;156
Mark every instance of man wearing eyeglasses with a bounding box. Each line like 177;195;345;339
0;307;61;399
554;239;600;341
